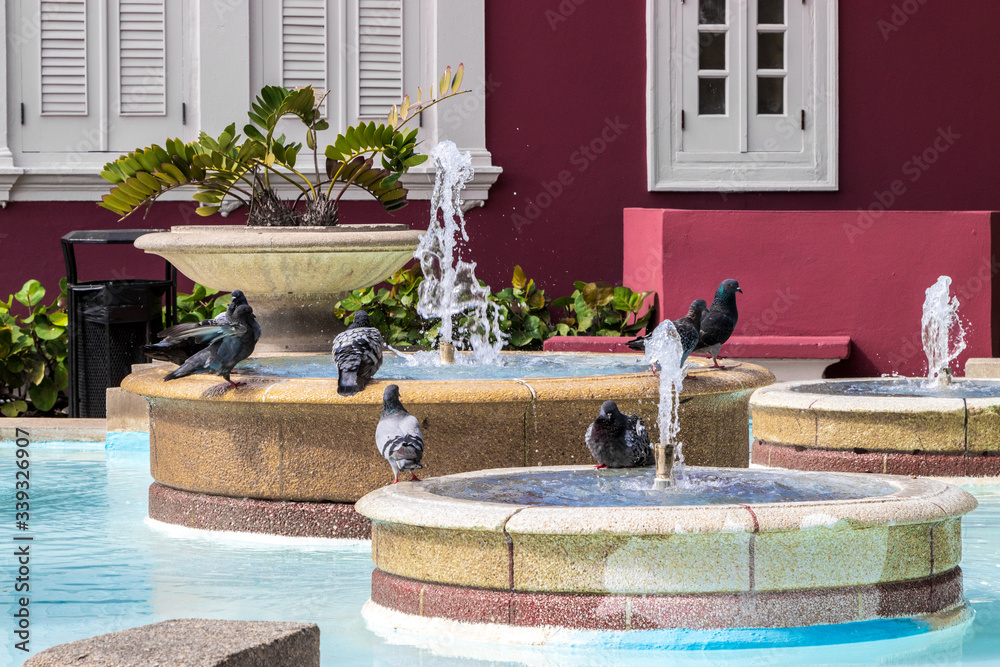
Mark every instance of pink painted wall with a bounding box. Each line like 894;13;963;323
623;209;1000;378
3;0;1000;375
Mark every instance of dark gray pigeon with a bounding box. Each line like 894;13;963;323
162;303;261;386
376;384;424;483
144;290;249;365
333;311;385;396
585;400;653;469
627;299;709;367
695;279;742;369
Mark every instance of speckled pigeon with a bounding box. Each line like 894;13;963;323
695;279;742;369
332;311;385;396
627;299;709;367
144;290;249;365
585;400;653;469
376;384;424;483
162;303;261;386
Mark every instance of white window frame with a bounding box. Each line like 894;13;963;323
0;0;498;207
646;0;838;191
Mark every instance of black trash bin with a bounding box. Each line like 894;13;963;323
61;230;177;418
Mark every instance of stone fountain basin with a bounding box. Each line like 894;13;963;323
356;465;977;630
135;224;423;353
120;356;774;504
751;378;1000;476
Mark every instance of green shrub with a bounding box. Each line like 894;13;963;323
176;283;230;324
0;280;230;417
550;282;655;337
335;265;655;349
0;279;69;416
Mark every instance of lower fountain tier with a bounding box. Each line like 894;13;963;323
148;483;371;539
121;356;774;504
365;568;965;630
751;378;1000;476
354;465;976;633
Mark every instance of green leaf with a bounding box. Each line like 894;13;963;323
14;280;45;308
27;358;45;385
29;378;58;412
34;318;64;340
1;400;28;417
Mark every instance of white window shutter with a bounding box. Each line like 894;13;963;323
282;0;327;94
40;0;88;116
118;0;166;115
358;0;402;118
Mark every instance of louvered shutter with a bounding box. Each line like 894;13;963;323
282;0;328;96
40;0;88;116
118;0;166;115
107;0;187;150
358;0;402;118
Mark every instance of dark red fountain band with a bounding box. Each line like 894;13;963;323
752;441;1000;477
370;567;963;630
148;482;372;539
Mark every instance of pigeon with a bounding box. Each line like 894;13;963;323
585;400;654;469
694;279;742;369
144;290;249;365
627;299;709;367
375;384;424;483
162;303;261;386
332;311;385;396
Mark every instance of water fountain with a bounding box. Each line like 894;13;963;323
354;298;979;643
120;142;773;538
751;276;1000;476
356;466;975;642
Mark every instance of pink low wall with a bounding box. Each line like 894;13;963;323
623;209;1000;378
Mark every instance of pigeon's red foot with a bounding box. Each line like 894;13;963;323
392;478;400;484
227;380;247;388
594;464;608;469
410;473;421;482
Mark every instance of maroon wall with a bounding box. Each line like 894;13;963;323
3;1;1000;359
623;209;1000;378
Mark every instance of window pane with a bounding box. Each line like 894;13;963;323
758;0;784;24
699;77;726;115
757;32;783;69
757;77;783;114
699;32;726;70
699;0;725;25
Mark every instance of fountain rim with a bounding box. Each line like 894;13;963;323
121;354;771;404
354;464;977;535
134;223;422;254
752;377;1000;410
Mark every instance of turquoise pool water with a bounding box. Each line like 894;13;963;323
2;435;999;666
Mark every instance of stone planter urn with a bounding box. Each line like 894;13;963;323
135;224;422;353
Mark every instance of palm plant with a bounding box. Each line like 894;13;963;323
99;65;467;226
